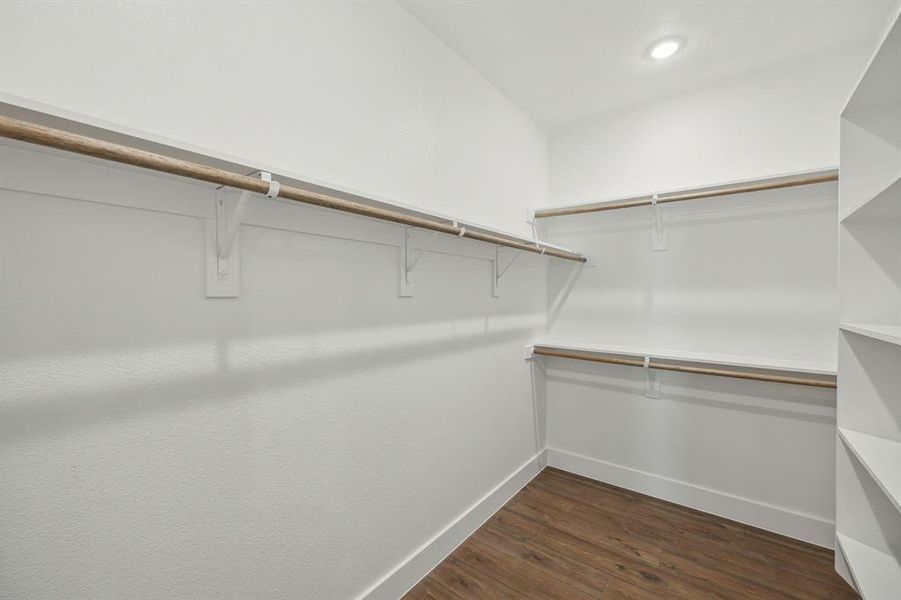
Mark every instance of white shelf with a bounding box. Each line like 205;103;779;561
0;99;575;255
842;5;901;115
836;533;901;599
841;174;901;224
839;428;901;515
841;323;901;348
838;115;901;222
531;340;836;376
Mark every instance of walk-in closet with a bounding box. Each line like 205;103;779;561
1;1;900;598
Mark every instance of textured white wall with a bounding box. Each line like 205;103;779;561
0;0;546;236
0;2;548;598
544;184;839;362
548;47;868;204
0;142;547;600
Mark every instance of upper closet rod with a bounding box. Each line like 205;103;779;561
532;347;837;389
534;170;839;219
0;116;587;263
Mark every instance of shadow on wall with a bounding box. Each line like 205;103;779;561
0;316;542;443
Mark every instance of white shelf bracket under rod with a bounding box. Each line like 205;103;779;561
644;355;661;398
400;228;441;298
493;246;523;297
206;171;280;298
650;194;667;251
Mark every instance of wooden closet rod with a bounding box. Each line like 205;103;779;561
534;171;839;219
0;116;587;263
532;347;837;389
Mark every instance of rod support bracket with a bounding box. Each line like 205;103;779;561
400;228;440;297
524;345;535;361
650;194;667;251
644;355;661;398
526;209;539;240
494;246;523;297
206;171;279;298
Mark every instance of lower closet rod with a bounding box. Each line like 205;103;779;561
0;115;587;263
532;348;837;389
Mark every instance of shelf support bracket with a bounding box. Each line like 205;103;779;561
494;246;522;297
217;189;251;279
206;172;280;298
650;194;667;251
527;209;539;241
400;228;440;297
644;355;661;398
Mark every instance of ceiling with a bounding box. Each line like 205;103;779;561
400;0;898;130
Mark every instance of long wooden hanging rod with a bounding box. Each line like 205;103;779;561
532;347;837;389
0;115;587;263
534;171;839;219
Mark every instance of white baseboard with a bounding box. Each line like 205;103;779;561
547;447;834;549
357;449;547;600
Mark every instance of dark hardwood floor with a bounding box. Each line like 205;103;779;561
403;468;858;599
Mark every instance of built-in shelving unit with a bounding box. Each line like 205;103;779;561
835;8;901;597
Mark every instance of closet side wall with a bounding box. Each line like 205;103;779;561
0;3;547;599
540;48;872;547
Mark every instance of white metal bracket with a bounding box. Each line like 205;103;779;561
400;228;440;297
524;345;535;361
644;355;661;398
206;172;279;298
493;246;523;297
650;194;668;251
526;209;539;241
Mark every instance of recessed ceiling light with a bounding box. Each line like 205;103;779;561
649;39;682;60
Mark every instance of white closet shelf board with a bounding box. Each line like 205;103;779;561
836;533;901;599
841;323;901;348
839;428;901;515
0;99;573;256
840;175;901;224
531;340;836;376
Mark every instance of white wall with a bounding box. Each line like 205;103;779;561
544;183;839;362
538;47;872;547
549;46;868;204
540;184;839;546
0;2;549;599
0;0;545;236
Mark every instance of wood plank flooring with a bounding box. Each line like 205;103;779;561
403;468;858;599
